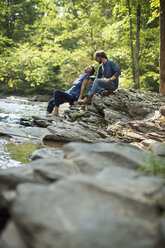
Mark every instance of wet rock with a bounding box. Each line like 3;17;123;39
32;115;54;128
20;117;34;127
0;127;28;138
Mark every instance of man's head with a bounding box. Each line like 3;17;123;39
84;65;95;75
94;50;108;64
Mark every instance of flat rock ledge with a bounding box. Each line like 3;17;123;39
32;88;165;149
0;142;165;248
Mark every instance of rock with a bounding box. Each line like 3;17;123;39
0;126;44;139
0;166;40;191
0;127;28;138
30;147;63;160
8;178;164;248
40;89;165;145
125;102;152;119
63;142;164;173
104;109;129;124
28;158;80;181
0;158;80;191
32;115;54;128
149;142;165;157
159;106;165;116
20;117;34;127
0;221;28;248
96;166;165;207
43;121;102;143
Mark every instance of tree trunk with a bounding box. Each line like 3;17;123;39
134;3;141;89
127;0;135;84
159;0;165;94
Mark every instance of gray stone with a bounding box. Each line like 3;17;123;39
96;166;165;207
30;147;63;160
40;89;165;145
0;166;38;191
43;121;102;143
0;221;28;248
0;158;80;191
29;158;80;181
0;127;28;138
63;142;164;173
149;142;165;157
159;106;165;116
9;178;164;248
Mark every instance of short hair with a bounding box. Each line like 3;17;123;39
90;65;95;75
94;50;108;59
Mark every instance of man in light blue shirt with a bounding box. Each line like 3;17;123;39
79;50;121;105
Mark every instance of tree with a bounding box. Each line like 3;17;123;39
159;0;165;94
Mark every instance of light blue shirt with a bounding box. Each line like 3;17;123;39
67;73;90;99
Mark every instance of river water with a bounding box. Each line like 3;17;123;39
0;96;48;169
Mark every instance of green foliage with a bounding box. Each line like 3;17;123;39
0;0;160;95
0;42;70;94
140;155;165;177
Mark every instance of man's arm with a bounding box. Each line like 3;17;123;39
104;75;116;82
104;61;121;82
78;78;89;100
97;65;103;78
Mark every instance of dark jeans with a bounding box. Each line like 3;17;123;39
47;90;77;113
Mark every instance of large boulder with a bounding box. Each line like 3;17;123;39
1;177;164;248
63;142;165;173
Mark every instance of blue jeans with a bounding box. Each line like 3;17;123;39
88;78;117;96
47;90;77;113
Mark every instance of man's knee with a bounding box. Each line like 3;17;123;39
94;78;102;86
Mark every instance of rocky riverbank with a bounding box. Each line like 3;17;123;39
0;89;165;247
33;88;165;149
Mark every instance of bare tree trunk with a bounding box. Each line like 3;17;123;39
134;3;141;89
159;0;165;94
127;0;135;84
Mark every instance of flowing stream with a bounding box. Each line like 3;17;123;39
0;96;48;169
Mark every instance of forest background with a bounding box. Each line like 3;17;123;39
0;0;160;96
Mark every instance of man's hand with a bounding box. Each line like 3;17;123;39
104;76;116;82
103;78;112;82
